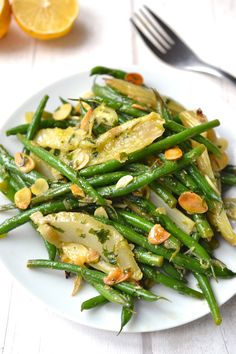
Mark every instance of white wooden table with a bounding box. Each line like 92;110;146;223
1;1;236;353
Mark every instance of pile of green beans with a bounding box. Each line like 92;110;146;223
0;65;235;331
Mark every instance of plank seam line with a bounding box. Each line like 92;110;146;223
1;281;13;354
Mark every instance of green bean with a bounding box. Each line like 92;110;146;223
140;264;203;299
81;295;108;311
90;66;126;79
174;169;198;192
166;120;221;157
159;176;187;195
194;272;222;325
133;247;164;267
98;217;211;274
10;173;26;190
6;119;77;136
31;171;132;205
119;295;134;334
31;221;57;261
118;207;180;251
93;83;136;105
159;176;214;239
193;214;214;239
223;165;236;174
221;172;236;186
81;270;130;307
27;260;162;301
98;146;205;198
187;164;221;202
0;203;17;211
119;209;211;264
0;174;16;202
123;163;177;208
31;183;72;205
79;120;220;177
0;166;57;260
0;145;44;184
88;93;148;117
18;135;107;206
0;198;81;236
25;95;49;154
162;261;186;283
150;182;177;208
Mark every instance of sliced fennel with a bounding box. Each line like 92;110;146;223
31;211;142;281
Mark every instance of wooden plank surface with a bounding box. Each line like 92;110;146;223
1;1;236;353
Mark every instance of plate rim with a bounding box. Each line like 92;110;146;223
0;65;236;333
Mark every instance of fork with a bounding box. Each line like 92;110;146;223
131;6;236;85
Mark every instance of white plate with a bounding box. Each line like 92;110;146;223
0;66;236;333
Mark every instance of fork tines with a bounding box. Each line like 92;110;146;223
131;5;176;57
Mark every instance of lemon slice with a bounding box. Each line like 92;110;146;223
12;0;79;40
0;0;11;39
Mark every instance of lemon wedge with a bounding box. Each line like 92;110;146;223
0;0;11;39
12;0;79;40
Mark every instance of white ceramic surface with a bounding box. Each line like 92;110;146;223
0;67;236;333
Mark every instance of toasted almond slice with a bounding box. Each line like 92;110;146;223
80;108;93;131
86;249;100;263
178;191;208;214
125;72;144;86
71;275;82;296
70;184;85;198
31;178;49;196
53;103;72;121
14;152;35;173
115;175;133;189
148;224;171;245
73;152;90;170
14;187;32;209
103;268;131;285
164;146;183;160
94;206;108;218
131;103;148;111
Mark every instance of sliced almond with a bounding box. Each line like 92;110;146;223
131;103;148;111
125;72;144;86
132;186;150;199
164;146;183;160
94;207;108;218
71;275;82;296
86;249;100;263
115;175;133;189
14;152;35;173
103;268;131;285
31;178;49;196
148;224;171;245
178;191;208;214
70;184;85;198
73;151;90;170
53;103;72;121
61;243;88;266
80;108;93;131
14;187;32;209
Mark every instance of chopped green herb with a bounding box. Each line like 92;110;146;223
103;247;117;265
89;228;110;243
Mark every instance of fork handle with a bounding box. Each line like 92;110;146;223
189;62;236;85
